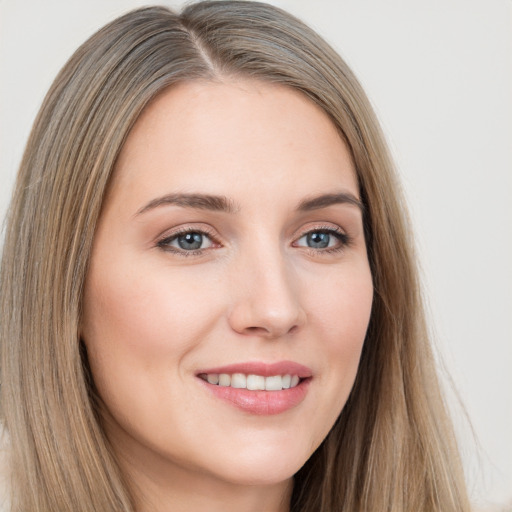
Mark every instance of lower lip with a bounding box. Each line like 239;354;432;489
199;378;311;415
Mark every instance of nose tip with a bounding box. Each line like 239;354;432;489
227;262;306;339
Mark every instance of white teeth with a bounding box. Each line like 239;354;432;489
218;373;231;386
247;374;265;390
203;373;302;391
231;373;247;388
207;373;219;385
265;375;283;391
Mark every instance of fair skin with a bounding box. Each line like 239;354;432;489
82;79;373;512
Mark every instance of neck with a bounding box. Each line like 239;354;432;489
126;458;293;512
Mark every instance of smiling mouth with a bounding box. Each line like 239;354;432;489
196;361;312;414
199;373;302;391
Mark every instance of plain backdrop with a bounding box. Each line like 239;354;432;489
1;1;511;509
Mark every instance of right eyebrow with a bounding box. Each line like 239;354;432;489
135;193;239;217
297;192;364;214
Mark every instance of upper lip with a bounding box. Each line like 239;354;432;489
196;360;313;378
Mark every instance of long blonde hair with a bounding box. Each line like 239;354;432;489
0;2;470;510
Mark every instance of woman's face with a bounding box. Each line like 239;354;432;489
82;80;373;492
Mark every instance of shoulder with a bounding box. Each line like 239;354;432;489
0;426;11;512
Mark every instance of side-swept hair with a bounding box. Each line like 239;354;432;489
0;2;469;510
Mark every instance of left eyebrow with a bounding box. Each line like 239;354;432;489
297;192;364;213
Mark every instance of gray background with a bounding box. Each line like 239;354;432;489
1;1;511;508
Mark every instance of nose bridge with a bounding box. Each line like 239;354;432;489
228;236;305;338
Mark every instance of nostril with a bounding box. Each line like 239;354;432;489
243;324;299;338
288;325;299;335
245;326;269;335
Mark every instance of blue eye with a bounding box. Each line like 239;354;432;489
175;232;206;250
305;232;331;249
158;230;214;253
295;229;348;251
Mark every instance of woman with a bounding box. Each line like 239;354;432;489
0;1;470;511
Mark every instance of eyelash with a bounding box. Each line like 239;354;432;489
294;225;351;255
156;226;219;257
156;225;351;257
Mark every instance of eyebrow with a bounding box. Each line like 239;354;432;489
135;191;364;217
135;193;238;216
298;192;364;213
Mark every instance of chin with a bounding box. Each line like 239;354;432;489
202;443;311;487
215;465;297;488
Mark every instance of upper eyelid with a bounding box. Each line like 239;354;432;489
155;225;220;252
155;228;219;257
295;222;352;245
157;224;218;241
160;229;214;242
154;215;353;246
294;226;348;243
294;223;346;238
156;222;347;242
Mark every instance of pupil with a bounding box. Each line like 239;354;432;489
308;232;330;249
178;233;203;250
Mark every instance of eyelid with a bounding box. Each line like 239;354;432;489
292;224;351;252
293;223;346;239
154;222;351;257
156;224;221;255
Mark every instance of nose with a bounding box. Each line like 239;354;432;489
227;248;306;339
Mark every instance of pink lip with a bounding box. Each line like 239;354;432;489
196;360;312;416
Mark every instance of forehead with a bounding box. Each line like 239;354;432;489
110;79;358;208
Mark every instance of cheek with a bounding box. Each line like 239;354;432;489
84;259;213;351
313;262;373;346
80;255;223;407
308;262;373;404
80;257;230;454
